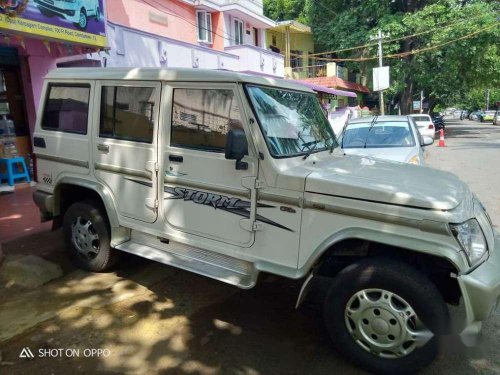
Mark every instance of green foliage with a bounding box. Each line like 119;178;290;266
263;0;309;23
266;0;500;111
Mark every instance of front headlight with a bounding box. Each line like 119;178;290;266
451;219;488;266
408;155;420;165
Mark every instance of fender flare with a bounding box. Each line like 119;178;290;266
295;227;465;308
53;176;130;246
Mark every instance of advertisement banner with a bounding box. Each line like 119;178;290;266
0;0;107;47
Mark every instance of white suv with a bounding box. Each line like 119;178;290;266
33;68;500;374
34;0;101;30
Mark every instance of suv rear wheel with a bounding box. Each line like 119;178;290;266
323;257;449;374
63;201;118;272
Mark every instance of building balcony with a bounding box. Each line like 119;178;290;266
224;44;284;77
289;63;370;94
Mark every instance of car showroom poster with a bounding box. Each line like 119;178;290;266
0;0;107;47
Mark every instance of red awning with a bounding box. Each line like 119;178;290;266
291;80;357;98
299;76;370;94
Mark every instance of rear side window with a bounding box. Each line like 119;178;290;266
99;86;156;143
41;84;90;134
171;88;242;152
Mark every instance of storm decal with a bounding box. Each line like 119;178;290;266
164;186;293;232
124;177;294;232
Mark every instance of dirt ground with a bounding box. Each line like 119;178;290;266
1;120;499;375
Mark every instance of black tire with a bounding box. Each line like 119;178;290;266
323;257;449;375
75;8;88;30
63;200;118;272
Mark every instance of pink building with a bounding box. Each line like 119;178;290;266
102;0;284;76
0;1;107;159
0;0;282;161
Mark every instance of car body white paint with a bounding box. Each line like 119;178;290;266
32;68;500;354
410;114;436;138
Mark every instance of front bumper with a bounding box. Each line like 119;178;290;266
458;233;500;345
34;0;78;21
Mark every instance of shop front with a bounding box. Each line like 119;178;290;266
0;0;107;167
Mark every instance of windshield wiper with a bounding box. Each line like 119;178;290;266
302;140;319;160
363;116;378;148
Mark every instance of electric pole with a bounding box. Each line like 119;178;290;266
377;30;384;115
486;89;490;110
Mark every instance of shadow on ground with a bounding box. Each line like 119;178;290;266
1;233;499;374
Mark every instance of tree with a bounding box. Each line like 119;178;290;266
263;0;309;23
302;0;499;112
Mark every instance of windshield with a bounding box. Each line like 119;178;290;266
342;121;416;148
246;85;337;158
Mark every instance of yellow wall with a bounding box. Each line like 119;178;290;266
266;30;314;54
266;29;314;79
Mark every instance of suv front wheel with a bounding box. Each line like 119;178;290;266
76;8;88;29
323;257;449;374
63;201;118;272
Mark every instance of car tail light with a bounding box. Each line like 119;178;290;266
428;124;434;129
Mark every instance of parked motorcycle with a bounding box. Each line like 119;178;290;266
431;113;445;130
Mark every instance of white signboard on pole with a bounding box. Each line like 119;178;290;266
373;66;390;91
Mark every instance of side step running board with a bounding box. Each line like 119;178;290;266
115;240;258;289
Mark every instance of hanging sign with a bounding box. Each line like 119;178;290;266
373;66;390;91
0;0;107;47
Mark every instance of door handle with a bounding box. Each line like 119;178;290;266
169;154;183;163
97;144;109;153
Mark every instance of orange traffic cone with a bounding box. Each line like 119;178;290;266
438;129;445;147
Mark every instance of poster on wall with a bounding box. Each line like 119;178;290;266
0;0;107;47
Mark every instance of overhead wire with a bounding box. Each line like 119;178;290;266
291;22;498;66
142;0;234;43
306;11;498;57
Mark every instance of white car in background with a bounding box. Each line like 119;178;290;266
34;0;101;30
409;114;436;138
340;116;433;165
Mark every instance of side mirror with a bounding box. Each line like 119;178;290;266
225;128;248;170
421;135;434;147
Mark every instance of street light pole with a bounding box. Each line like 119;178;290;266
377;30;384;115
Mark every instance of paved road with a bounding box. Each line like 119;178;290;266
422;119;500;374
1;119;499;375
426;119;500;229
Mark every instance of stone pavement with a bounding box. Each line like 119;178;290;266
0;184;51;245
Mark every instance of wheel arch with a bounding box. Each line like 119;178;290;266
302;227;463;273
296;227;464;308
52;177;129;246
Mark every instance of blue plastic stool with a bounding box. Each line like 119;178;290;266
0;157;31;186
